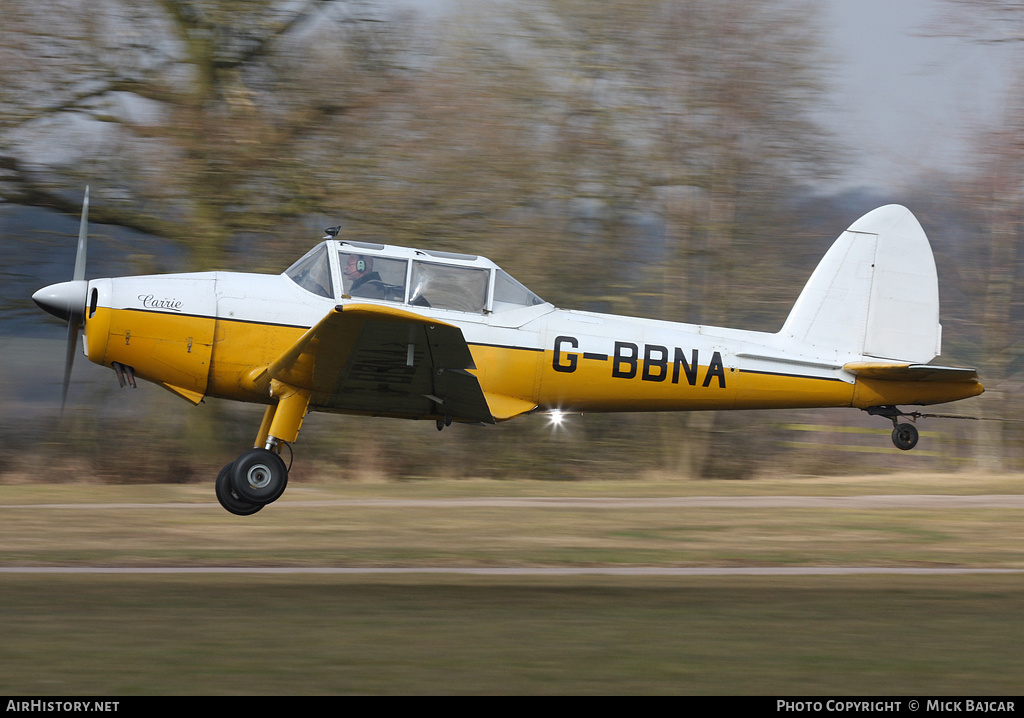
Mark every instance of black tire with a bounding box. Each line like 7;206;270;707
231;448;288;505
215;462;263;516
891;423;919;451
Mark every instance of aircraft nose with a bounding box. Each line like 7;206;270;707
32;280;88;322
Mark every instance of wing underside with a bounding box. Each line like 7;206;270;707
255;304;496;423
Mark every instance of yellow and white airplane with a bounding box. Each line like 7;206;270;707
33;190;983;514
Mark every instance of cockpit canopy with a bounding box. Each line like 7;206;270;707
285;240;546;314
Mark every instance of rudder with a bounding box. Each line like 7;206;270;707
780;205;940;364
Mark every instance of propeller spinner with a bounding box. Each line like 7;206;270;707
32;187;90;412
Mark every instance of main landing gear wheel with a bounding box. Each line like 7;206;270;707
231;448;289;506
215;462;263;516
891;423;919;451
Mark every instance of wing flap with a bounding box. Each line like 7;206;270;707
257;304;494;423
843;361;979;383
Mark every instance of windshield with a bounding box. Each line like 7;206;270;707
285;244;333;299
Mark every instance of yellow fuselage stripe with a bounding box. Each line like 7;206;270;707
85;306;983;415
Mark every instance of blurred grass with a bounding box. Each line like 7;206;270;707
1;477;1023;568
1;476;1023;694
1;574;1022;694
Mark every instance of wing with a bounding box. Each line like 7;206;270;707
253;304;495;423
843;361;980;382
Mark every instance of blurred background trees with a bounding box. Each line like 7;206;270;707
2;0;1021;482
922;0;1024;470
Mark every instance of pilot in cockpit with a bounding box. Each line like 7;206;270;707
343;254;386;299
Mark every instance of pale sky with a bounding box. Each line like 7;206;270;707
403;0;1021;192
822;0;1017;189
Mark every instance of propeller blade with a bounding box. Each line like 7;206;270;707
61;318;81;414
73;185;89;282
61;186;89;414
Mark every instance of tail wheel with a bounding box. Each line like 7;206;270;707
891;423;919;451
215;462;263;516
231;448;289;505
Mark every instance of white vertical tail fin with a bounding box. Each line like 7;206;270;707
780;205;941;364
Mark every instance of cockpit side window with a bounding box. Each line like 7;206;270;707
409;261;488;313
492;269;545;311
285;244;333;299
339;252;408;302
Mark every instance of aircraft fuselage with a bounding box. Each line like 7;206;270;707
78;270;981;418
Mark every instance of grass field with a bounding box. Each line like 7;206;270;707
1;474;1022;694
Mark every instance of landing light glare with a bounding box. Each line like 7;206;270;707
546;409;567;429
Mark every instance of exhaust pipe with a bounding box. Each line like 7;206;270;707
112;362;137;389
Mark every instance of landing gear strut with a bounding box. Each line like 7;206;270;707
865;405;921;451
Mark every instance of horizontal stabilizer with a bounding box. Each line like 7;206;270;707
843;362;979;383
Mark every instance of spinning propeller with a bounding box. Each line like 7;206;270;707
31;187;90;412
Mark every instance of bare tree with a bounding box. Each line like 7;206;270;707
4;0;851;481
0;0;408;268
927;0;1024;468
503;0;835;476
